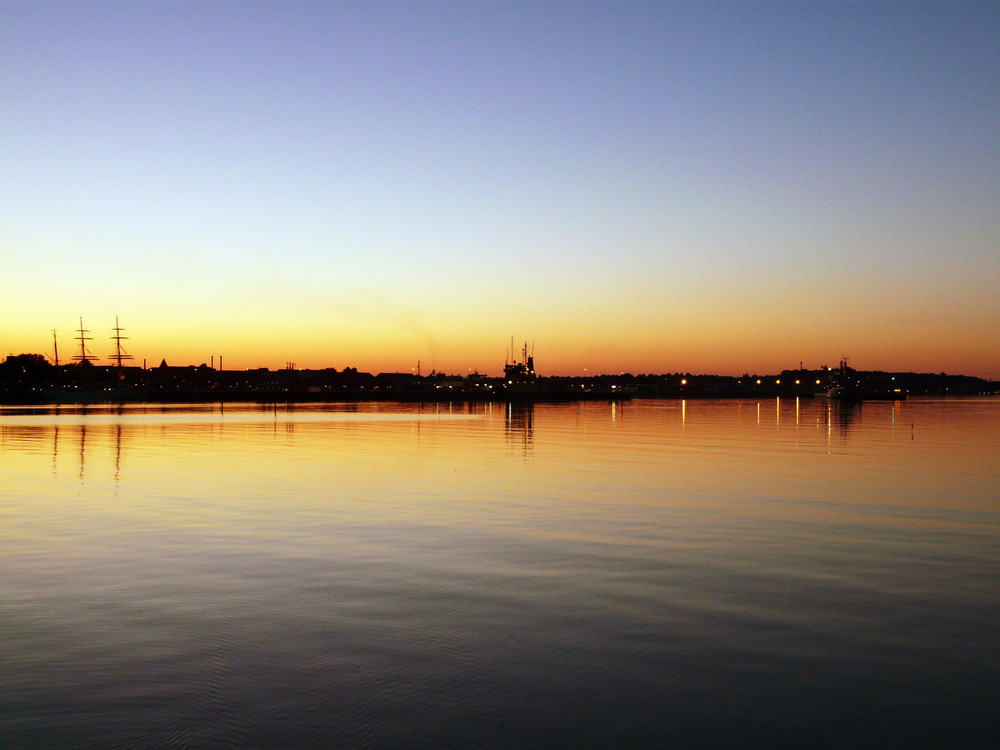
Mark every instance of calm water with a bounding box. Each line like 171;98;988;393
2;398;998;749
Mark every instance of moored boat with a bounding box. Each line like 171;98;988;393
817;358;906;400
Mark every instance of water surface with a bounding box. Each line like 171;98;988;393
2;398;998;748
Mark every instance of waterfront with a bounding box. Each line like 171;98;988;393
2;398;998;748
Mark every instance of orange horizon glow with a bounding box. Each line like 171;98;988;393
4;320;998;380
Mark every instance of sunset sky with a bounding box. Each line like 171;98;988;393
2;1;998;378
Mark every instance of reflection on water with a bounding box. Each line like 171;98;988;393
2;398;998;748
828;399;862;437
505;401;534;455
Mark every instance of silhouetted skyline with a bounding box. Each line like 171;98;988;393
5;315;1000;384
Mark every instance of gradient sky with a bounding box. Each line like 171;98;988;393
2;1;998;377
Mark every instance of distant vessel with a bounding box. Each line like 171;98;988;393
819;358;906;401
503;339;536;383
110;316;134;369
500;339;539;396
72;317;95;365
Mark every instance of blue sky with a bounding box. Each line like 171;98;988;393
3;1;998;376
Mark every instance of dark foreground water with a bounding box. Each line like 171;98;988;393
2;398;998;749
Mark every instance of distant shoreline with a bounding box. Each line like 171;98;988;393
2;356;996;406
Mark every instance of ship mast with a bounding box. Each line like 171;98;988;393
110;316;134;369
72;317;94;364
51;329;60;366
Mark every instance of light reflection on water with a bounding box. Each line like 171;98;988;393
2;398;998;749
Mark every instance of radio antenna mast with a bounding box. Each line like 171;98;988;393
51;329;60;366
